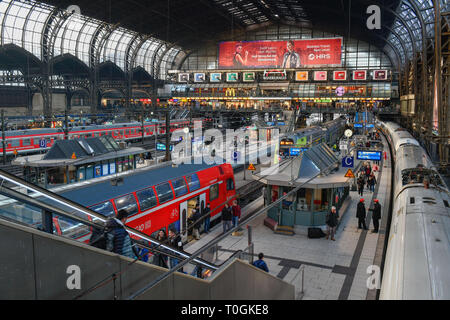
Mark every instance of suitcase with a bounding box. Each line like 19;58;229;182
308;227;326;239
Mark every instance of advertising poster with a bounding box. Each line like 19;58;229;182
373;70;388;80
226;72;239;82
178;73;189;82
210;73;222;82
295;71;309;81
218;38;342;69
94;165;102;178
333;70;347;81
353;70;367;81
194;73;205;82
243;72;255;82
314;71;328;81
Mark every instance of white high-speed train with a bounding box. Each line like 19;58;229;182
379;121;450;299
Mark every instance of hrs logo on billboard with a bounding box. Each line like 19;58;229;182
308;54;331;61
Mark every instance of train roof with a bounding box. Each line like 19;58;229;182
56;162;217;207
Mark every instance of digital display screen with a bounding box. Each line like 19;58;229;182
357;150;382;161
218;38;342;69
156;143;173;151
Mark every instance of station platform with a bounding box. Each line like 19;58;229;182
185;136;392;300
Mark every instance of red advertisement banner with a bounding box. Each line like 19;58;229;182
218;38;342;69
333;70;347;80
373;70;388;80
353;70;367;80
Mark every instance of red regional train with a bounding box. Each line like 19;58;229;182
0;118;210;156
51;162;236;243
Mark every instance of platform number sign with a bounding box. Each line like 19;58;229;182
39;139;47;148
342;156;354;168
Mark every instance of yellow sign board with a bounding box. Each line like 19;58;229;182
71;152;77;159
13;149;18;155
344;169;355;178
247;163;256;171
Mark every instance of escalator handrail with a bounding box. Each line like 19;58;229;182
0;168;218;271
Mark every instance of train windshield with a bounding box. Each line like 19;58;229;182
114;194;139;216
172;177;188;197
401;168;444;187
136;187;157;211
89;201;115;219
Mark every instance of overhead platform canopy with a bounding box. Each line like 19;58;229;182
255;143;352;189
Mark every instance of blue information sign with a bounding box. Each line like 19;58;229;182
39;139;47;148
354;123;363;128
342;156;354;168
356;150;382;161
156;143;173;151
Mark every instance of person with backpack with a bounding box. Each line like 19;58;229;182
152;229;168;268
325;206;339;241
191;204;201;240
106;209;138;259
252;253;269;272
357;176;365;196
168;228;183;272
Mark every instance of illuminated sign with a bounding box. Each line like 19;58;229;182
194;73;205;82
226;72;239;82
210;73;222;82
263;69;287;80
243;72;255;82
314;71;327;81
333;70;347;81
156;143;173;151
218;38;342;68
356;150;382;161
295;71;309;81
353;70;367;81
178;73;189;82
373;70;388;80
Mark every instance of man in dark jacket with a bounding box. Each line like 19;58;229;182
369;199;381;233
356;199;368;230
357;176;365;196
203;203;211;234
191;204;201;240
106;209;138;259
325;206;339;241
222;203;232;233
168;228;183;272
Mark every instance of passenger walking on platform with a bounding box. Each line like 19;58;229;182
325;206;339;241
203;203;211;234
232;200;241;228
152;229;168;268
368;173;377;192
221;203;233;233
192;204;201;240
168;228;183;272
369;199;381;233
356;199;368;230
357;176;365;196
106;209;138;259
252;253;269;273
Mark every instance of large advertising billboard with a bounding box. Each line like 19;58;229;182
218;38;342;69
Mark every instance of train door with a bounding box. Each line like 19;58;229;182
179;201;188;242
199;193;206;212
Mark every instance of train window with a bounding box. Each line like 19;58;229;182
172;177;188;197
11;140;20;147
155;182;174;204
209;184;219;201
89;201;115;219
186;174;200;191
226;178;234;191
23;139;31;145
55;215;90;240
126;129;130;135
136;188;157;211
218;166;224;175
114;194;139;216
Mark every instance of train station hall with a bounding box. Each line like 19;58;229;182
0;0;449;310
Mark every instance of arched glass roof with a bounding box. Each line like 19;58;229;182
0;0;183;78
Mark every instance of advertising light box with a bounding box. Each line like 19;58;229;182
218;38;342;69
357;150;382;161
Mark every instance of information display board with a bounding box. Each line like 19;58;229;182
357;150;382;161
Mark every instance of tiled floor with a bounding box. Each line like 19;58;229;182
185;138;391;300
